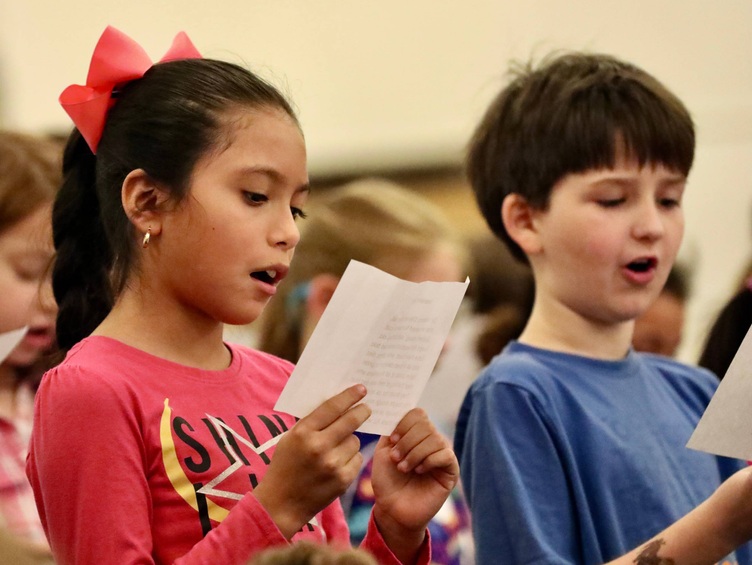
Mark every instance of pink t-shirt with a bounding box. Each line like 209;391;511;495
27;336;428;564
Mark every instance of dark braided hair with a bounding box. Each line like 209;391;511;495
52;59;297;351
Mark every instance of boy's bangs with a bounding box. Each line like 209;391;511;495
555;84;695;176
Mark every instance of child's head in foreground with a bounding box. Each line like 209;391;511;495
466;52;695;327
53;49;303;352
467;51;695;262
249;542;376;565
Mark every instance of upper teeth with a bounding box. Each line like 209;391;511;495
266;270;277;279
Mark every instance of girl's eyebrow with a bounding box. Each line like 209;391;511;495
235;165;311;193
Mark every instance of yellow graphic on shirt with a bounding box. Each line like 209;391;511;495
160;399;230;522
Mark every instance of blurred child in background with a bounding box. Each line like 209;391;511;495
420;233;533;436
632;262;690;357
698;279;752;380
258;178;474;565
0;130;61;564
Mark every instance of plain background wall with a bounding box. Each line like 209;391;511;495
1;0;750;364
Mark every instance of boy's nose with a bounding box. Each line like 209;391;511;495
632;202;665;241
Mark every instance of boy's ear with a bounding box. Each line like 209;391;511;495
121;169;172;237
502;193;543;255
305;273;340;321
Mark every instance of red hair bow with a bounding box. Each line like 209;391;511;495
59;26;202;153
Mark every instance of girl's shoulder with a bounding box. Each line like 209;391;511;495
39;338;297;406
225;341;295;376
40;336;144;397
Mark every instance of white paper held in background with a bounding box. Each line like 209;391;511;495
275;260;469;435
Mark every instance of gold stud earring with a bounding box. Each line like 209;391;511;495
142;228;151;248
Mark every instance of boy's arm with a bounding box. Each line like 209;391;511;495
608;466;752;565
458;382;580;562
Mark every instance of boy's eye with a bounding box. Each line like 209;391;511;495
291;207;307;220
243;192;267;205
597;198;626;208
659;197;681;209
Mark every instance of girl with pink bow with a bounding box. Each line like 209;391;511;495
26;27;458;565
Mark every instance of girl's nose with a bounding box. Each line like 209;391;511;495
271;210;301;251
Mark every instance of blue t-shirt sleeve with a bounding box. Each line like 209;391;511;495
458;379;578;565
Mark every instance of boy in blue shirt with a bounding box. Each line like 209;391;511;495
455;52;752;565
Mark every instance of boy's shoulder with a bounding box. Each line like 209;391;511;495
473;341;718;400
471;340;585;394
636;351;720;399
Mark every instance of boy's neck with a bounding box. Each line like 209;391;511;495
518;300;635;360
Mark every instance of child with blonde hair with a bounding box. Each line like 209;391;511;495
258;178;473;565
0;130;60;565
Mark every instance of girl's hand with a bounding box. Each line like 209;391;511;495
371;408;459;563
254;385;371;539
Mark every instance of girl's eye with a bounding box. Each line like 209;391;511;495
291;207;307;220
243;192;267;205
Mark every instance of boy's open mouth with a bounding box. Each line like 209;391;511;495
626;257;657;273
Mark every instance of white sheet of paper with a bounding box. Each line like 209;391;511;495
274;260;469;435
687;322;752;460
0;327;27;363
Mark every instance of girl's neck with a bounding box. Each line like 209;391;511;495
518;296;634;360
94;287;231;371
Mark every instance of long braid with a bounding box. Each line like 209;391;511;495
52;131;114;351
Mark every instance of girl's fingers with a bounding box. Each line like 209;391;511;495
412;448;460;482
336;433;362;467
389;407;428;443
389;420;433;464
323;402;371;443
300;384;369;431
392;432;450;473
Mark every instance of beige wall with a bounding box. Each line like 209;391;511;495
1;0;750;363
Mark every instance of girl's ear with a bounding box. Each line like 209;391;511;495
502;193;543;255
305;273;340;321
121;169;172;237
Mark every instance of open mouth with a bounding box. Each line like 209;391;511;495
251;269;278;285
626;257;657;273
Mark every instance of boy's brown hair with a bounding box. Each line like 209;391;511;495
466;52;695;261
